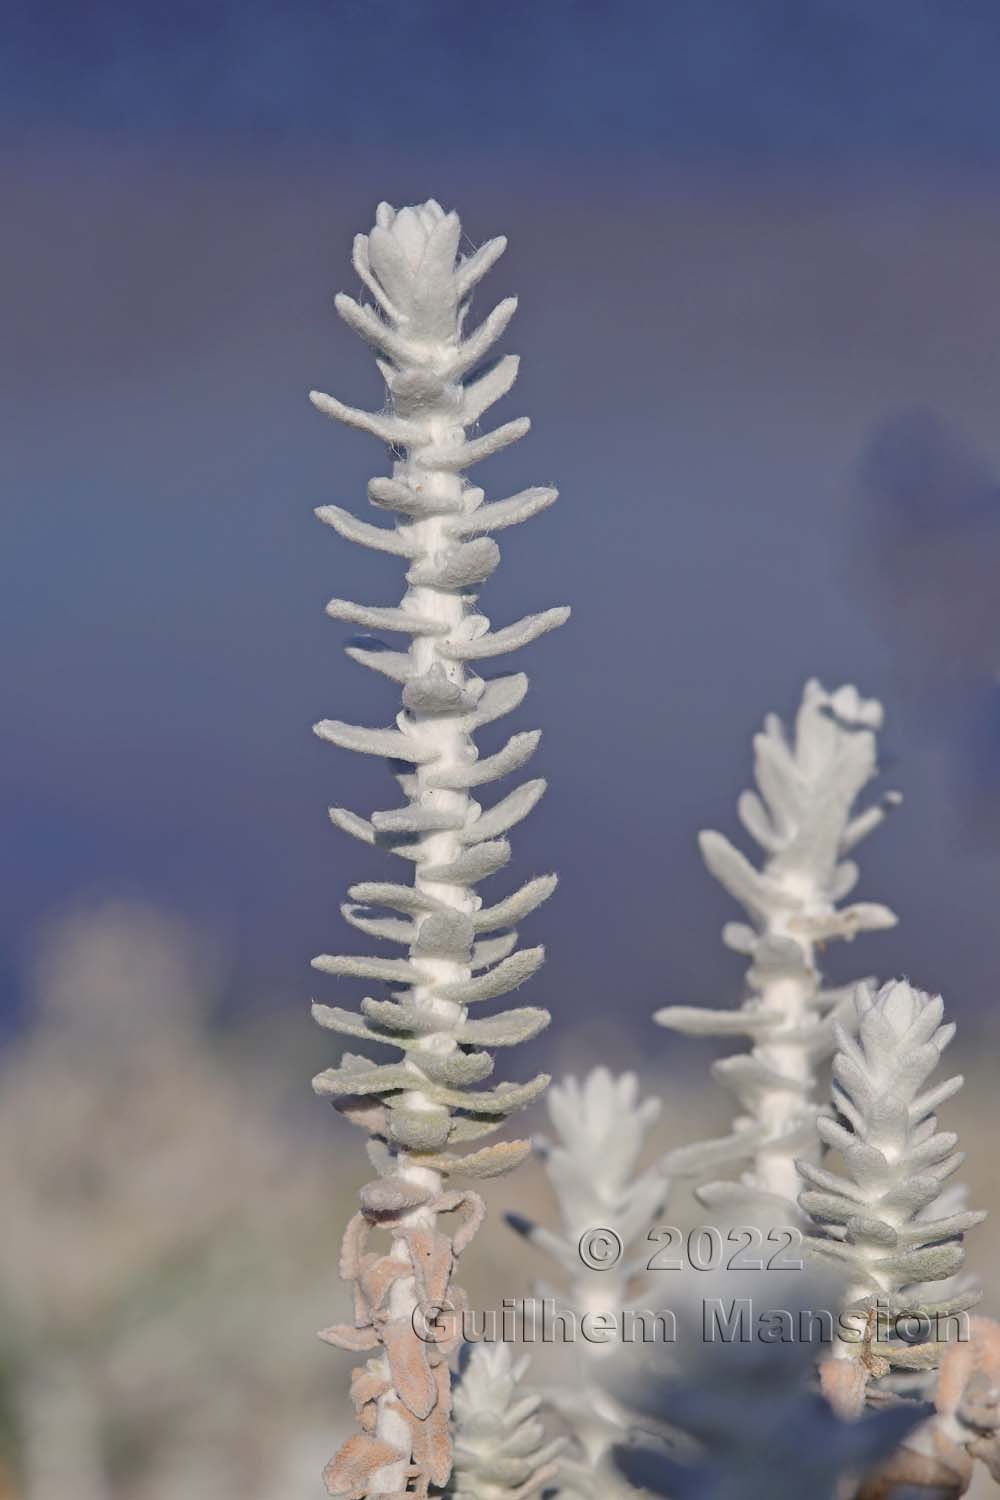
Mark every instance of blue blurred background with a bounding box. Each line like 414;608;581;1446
6;0;1000;1047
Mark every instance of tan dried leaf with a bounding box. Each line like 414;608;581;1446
400;1225;454;1309
318;1322;380;1352
350;1361;391;1432
335;1095;389;1134
323;1433;405;1500
937;1316;1000;1421
433;1188;486;1255
359;1251;412;1314
820;1355;869;1419
339;1212;371;1280
857;1428;972;1500
383;1316;437;1420
419;1362;454;1488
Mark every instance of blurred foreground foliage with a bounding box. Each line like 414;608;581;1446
0;901;355;1499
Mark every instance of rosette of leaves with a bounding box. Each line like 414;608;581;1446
656;679;899;1215
798;979;986;1377
309;200;566;1499
444;1343;563;1500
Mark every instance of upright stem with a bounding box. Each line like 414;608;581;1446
752;923;817;1204
311;200;565;1500
375;1167;443;1493
372;443;469;1494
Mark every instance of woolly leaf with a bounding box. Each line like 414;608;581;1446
436;947;544;1004
439;608;571;661
455;1008;550;1046
448;485;558;537
414;1140;533;1178
427;731;541;789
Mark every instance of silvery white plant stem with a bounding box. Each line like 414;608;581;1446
656;681;899;1217
799;979;986;1370
310;200;567;1500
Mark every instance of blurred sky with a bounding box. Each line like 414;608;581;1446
4;0;1000;1050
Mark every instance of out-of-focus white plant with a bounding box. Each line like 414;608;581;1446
800;980;985;1375
446;1342;563;1500
309;199;566;1500
506;1069;666;1499
656;680;899;1216
509;1071;665;1322
0;901;332;1500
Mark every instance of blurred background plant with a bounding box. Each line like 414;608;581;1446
0;900;351;1499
